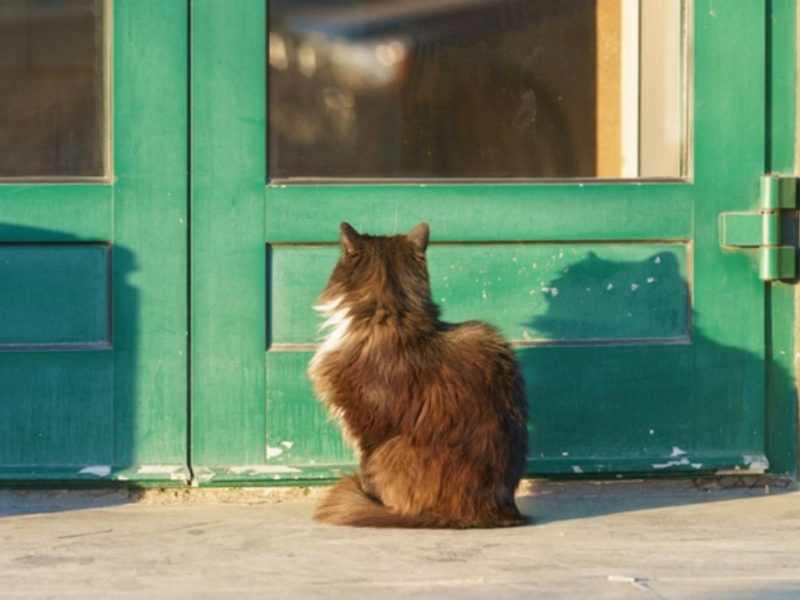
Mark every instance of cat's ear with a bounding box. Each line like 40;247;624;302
340;222;363;255
408;222;430;253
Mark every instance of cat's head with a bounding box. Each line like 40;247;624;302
316;222;436;323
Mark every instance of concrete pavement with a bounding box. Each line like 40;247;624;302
1;479;799;599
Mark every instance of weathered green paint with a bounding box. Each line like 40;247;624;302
265;184;694;243
190;0;267;472
0;0;189;484
188;0;788;483
0;245;109;347
765;0;799;475
0;186;112;241
270;244;689;346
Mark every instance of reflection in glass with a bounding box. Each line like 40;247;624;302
0;0;106;178
268;0;686;180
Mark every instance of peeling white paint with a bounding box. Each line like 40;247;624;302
630;283;639;291
653;457;690;469
281;441;294;449
572;466;583;474
79;465;111;477
137;465;183;474
266;446;283;459
136;465;186;480
646;277;656;283
743;455;769;473
691;463;703;470
481;290;489;299
550;287;559;297
227;465;302;475
561;451;569;457
670;446;687;457
606;283;614;290
521;330;533;341
654;256;661;264
649;429;655;435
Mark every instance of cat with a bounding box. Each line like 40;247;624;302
308;222;529;528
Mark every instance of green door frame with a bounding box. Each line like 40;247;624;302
189;0;798;484
765;0;799;476
0;0;188;484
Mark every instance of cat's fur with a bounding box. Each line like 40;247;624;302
308;222;528;528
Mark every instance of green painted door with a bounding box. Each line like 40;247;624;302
190;0;797;484
0;1;188;483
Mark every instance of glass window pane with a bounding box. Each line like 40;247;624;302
0;0;106;179
268;0;687;181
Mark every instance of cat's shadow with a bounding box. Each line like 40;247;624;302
513;248;794;488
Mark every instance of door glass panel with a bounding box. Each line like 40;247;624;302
0;0;107;179
268;0;687;181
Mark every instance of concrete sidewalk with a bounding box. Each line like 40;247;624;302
1;479;799;599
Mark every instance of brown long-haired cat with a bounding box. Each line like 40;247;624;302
308;222;528;528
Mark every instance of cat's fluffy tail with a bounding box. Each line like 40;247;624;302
313;475;527;528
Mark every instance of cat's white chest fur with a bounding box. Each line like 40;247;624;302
308;296;359;453
310;297;352;369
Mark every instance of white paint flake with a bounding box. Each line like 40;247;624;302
654;256;662;264
691;463;703;470
646;277;656;283
670;446;687;457
572;466;583;474
266;446;283;459
550;287;559;297
227;465;301;475
606;283;614;290
630;283;639;291
281;441;294;449
561;451;569;457
653;458;690;469
79;465;111;477
743;455;769;473
136;465;186;480
649;429;655;435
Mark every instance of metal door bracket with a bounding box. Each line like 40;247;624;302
720;175;798;281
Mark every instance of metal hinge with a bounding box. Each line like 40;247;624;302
719;175;798;281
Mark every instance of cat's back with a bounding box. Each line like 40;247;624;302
434;319;522;393
440;319;515;361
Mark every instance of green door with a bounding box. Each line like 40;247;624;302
0;1;188;483
4;1;792;485
190;0;797;483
